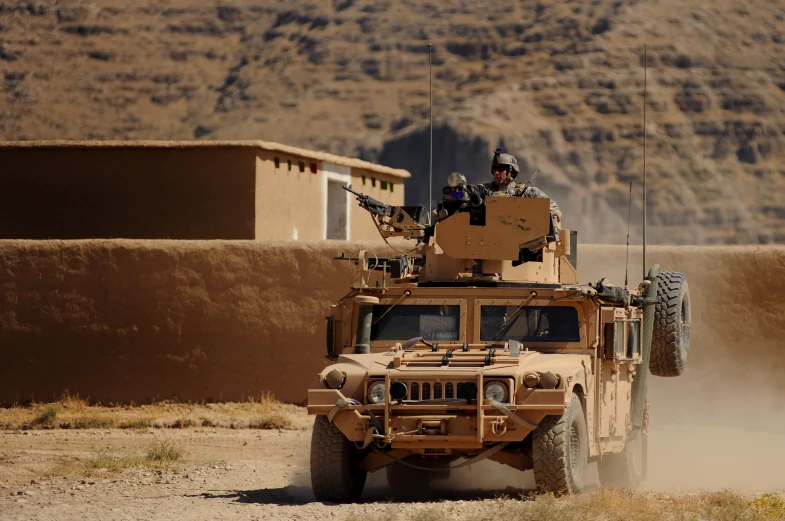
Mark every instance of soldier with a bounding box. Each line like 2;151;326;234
483;149;561;216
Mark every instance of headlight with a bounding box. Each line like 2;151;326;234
367;381;386;404
447;172;466;188
484;382;508;402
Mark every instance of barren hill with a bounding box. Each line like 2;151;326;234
1;0;784;243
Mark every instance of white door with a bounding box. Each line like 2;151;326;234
322;163;351;240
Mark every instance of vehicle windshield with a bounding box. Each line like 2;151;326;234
480;306;580;342
370;305;460;341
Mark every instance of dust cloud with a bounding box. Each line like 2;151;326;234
582;245;785;492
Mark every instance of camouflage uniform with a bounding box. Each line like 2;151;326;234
482;179;561;215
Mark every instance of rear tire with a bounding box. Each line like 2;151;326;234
532;394;588;495
650;271;691;377
310;416;367;503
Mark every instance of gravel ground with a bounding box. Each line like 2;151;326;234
0;428;538;521
2;422;785;521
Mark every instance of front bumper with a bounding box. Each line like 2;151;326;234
307;379;565;450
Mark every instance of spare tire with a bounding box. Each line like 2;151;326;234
650;271;691;377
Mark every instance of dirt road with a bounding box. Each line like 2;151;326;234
3;417;785;521
0;423;533;521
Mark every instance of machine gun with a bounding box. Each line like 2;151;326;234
343;185;393;217
334;252;419;280
343;185;428;240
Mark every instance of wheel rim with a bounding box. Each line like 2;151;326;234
569;423;580;470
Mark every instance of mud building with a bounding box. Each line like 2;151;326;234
0;140;409;241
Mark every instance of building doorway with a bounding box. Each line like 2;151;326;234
323;163;351;240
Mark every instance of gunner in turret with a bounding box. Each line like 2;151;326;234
483;149;561;217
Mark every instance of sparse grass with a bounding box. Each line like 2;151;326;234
247;412;293;430
386;489;785;521
49;440;185;477
32;403;61;425
59;391;89;412
0;393;306;430
751;493;785;518
145;440;184;465
67;414;115;429
119;417;154;429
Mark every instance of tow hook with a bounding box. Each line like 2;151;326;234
490;417;507;436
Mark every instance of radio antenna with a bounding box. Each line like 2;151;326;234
428;43;434;224
625;181;633;289
642;43;648;279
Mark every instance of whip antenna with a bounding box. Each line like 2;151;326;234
642;43;648;278
625;181;633;289
428;43;433;224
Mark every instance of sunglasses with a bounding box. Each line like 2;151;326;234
493;165;510;173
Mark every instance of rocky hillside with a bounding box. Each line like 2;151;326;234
1;0;784;244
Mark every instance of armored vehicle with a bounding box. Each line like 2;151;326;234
307;174;691;501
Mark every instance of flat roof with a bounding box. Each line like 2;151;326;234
0;140;411;179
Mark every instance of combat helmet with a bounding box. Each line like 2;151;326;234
492;148;520;180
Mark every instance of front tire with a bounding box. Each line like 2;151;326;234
532;394;588;495
310;415;367;503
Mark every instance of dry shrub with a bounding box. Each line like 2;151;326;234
118;417;154;429
750;494;785;519
32;404;61;426
1;394;304;430
248;412;293;430
247;391;278;407
49;440;185;477
145;440;184;465
169;418;196;428
89;449;144;472
67;414;115;429
59;391;89;412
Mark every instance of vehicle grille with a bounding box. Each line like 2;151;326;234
401;380;471;400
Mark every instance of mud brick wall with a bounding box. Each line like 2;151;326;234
0;241;783;406
0;147;257;239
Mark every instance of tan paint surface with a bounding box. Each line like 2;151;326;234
0;242;782;405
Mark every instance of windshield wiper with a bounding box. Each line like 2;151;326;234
492;291;537;341
401;336;436;350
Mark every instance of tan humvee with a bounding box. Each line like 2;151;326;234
308;176;691;502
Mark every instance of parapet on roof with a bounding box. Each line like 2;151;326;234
0;140;412;180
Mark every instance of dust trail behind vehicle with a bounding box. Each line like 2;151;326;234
581;245;785;491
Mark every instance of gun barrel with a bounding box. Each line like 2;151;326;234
342;185;363;197
343;184;392;217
